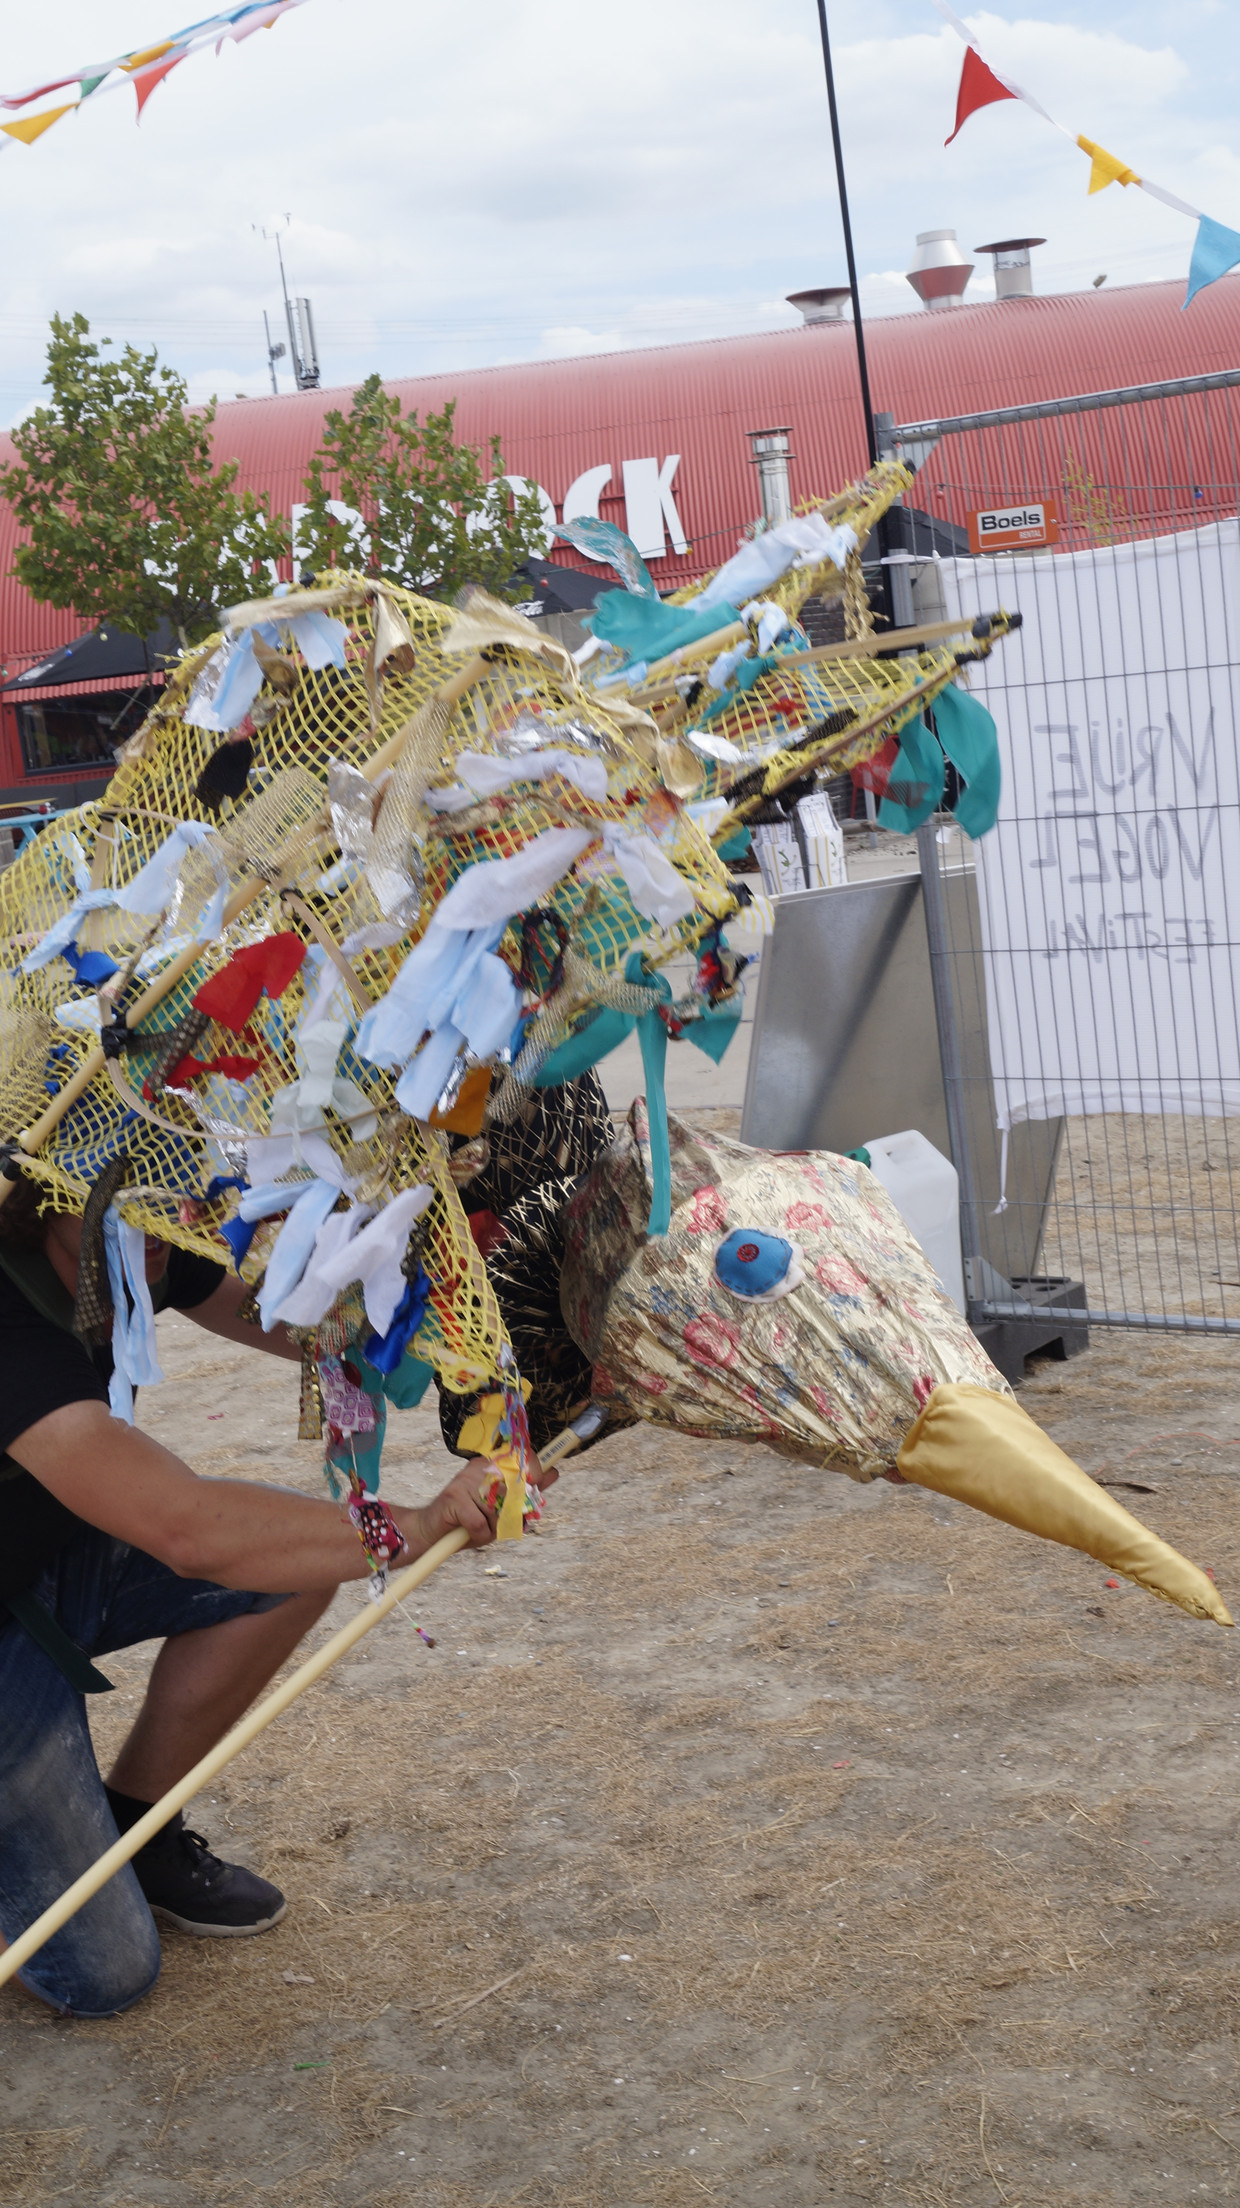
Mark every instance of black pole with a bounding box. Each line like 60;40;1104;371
814;0;878;468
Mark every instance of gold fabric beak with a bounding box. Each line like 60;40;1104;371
897;1383;1232;1626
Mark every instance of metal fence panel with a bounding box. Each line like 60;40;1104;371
892;371;1240;1332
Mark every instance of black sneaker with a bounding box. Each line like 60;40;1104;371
132;1812;286;1938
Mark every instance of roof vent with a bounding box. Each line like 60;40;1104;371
748;427;795;526
786;286;851;325
905;229;973;312
975;237;1046;301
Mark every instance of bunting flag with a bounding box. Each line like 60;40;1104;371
122;43;179;73
0;2;306;149
932;0;1240;309
1076;135;1140;196
131;53;188;119
944;45;1015;145
1;103;77;147
1185;216;1240;307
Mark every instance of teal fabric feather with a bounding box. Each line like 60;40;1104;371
589;591;743;665
877;714;944;832
933;684;1002;837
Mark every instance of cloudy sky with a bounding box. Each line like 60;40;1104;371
0;0;1236;423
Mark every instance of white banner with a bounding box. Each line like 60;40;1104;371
940;518;1240;1128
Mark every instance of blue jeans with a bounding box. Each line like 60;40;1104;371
0;1529;278;2018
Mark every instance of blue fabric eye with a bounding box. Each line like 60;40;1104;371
715;1228;795;1301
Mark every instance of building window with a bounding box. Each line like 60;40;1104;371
16;688;155;775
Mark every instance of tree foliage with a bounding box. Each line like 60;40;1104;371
0;313;290;647
297;373;548;601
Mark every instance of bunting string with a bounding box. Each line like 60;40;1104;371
0;2;307;147
932;0;1240;307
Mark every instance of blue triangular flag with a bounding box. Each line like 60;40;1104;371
1184;215;1240;308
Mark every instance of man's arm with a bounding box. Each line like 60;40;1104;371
7;1400;500;1591
181;1271;302;1363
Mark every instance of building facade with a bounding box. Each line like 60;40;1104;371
0;274;1235;805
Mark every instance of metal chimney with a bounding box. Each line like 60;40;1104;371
905;229;973;311
747;427;795;526
975;237;1046;301
786;286;851;325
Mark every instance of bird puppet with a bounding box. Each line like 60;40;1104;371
0;455;1222;1624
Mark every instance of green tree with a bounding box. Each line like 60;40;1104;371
0;312;290;648
296;373;548;601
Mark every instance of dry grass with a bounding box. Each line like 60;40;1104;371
5;1301;1240;2203
1043;1111;1240;1323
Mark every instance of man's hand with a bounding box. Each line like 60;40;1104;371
398;1447;557;1558
402;1459;499;1553
528;1447;556;1494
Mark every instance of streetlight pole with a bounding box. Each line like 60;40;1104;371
813;0;878;468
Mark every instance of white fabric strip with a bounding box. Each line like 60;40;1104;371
310;1183;435;1336
424;749;609;813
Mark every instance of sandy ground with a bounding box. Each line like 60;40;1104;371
4;1241;1240;2204
1040;1113;1240;1324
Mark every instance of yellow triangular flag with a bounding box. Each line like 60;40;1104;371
1077;134;1140;194
122;41;176;72
1;103;75;145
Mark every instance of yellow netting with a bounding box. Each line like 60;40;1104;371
0;577;734;1392
683;641;985;812
662;459;913;623
0;468;1013;1405
579;458;978;813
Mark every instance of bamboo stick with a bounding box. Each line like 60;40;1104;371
0;1407;596;1990
778;612;991;670
362;654;488;785
710;664;952;840
636;620;747;691
629;613;992;710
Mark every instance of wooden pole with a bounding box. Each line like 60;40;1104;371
0;1409;595;1991
629;613;1003;711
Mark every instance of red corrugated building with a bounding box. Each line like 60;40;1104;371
0;273;1236;803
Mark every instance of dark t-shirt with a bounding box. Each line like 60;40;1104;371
0;1245;226;1599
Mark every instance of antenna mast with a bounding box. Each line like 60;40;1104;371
256;217;321;392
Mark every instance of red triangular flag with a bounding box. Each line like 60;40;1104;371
945;45;1016;145
132;52;185;119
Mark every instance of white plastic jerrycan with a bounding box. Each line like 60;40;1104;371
858;1128;966;1315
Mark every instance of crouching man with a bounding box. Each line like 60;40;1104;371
0;1178;523;2017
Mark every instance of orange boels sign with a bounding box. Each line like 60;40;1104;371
967;496;1060;554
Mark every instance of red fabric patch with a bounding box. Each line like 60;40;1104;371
468;1209;508;1258
851;733;900;798
163;1052;261;1090
193;933;306;1031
